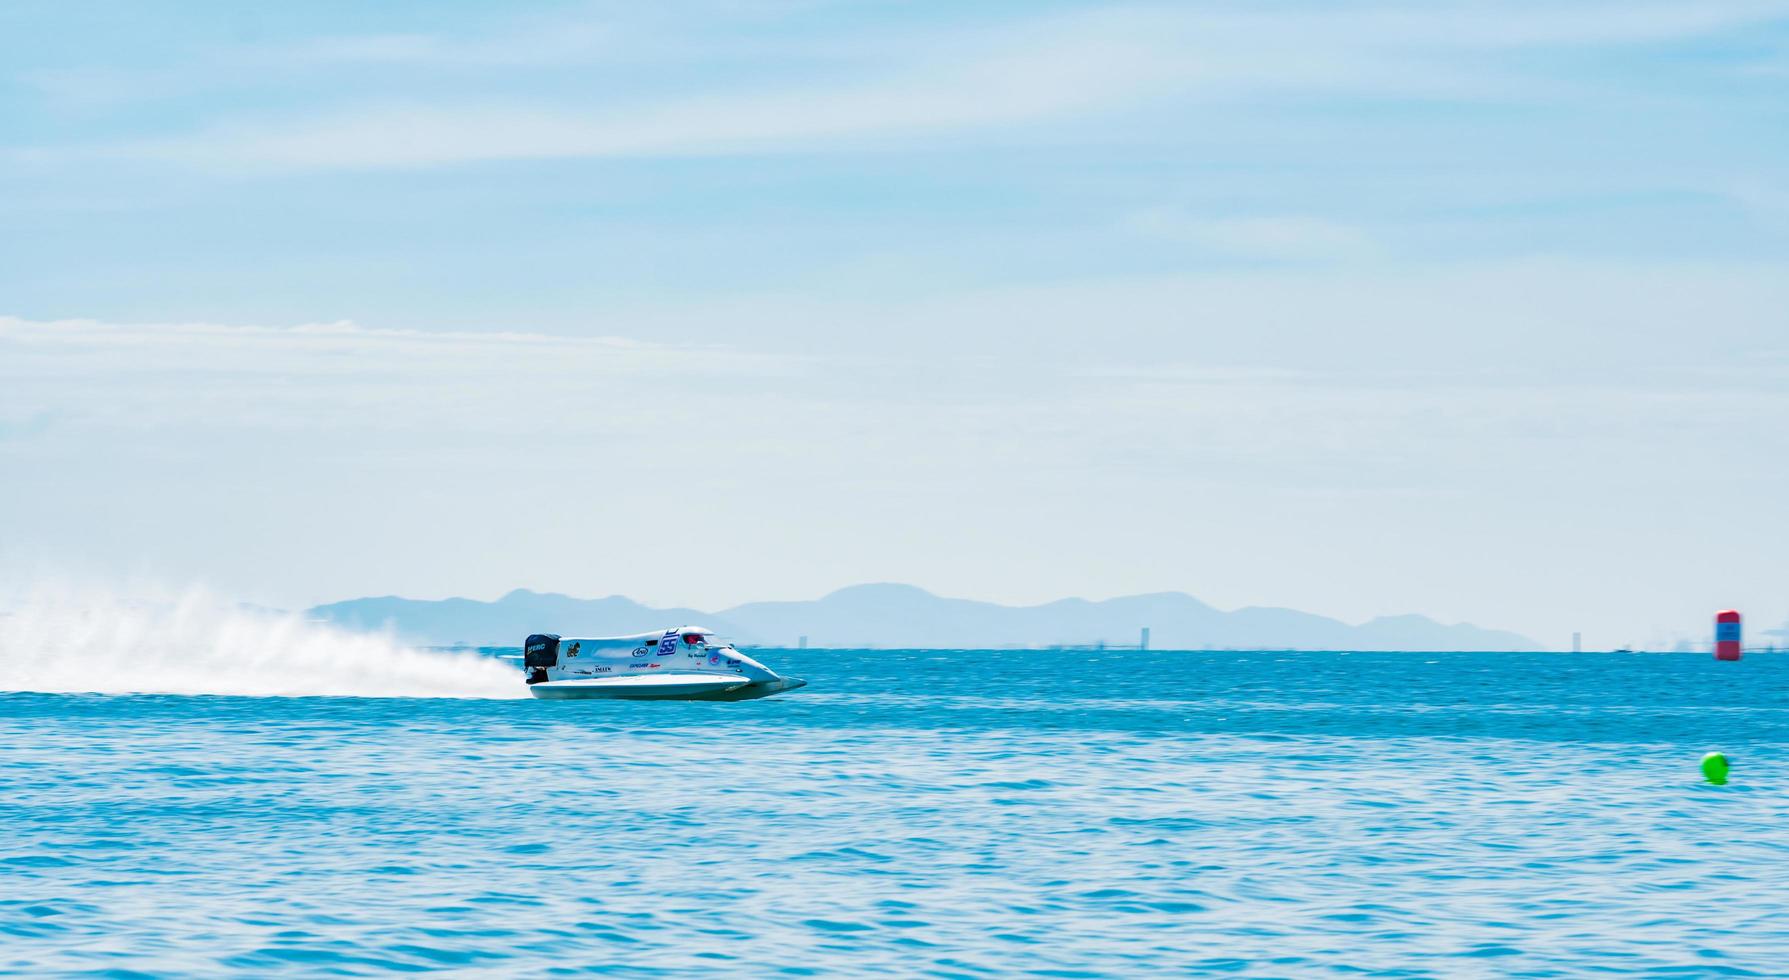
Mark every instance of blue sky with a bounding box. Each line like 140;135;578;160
3;1;1787;646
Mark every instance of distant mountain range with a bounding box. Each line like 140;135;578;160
306;583;1542;651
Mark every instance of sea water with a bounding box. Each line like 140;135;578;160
4;645;1789;977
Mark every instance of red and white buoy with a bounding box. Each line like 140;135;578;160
1715;609;1742;662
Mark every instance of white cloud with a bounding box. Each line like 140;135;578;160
119;17;1183;170
1122;211;1380;262
1724;180;1789;227
0;315;799;435
1318;0;1789;47
0;315;774;365
17;12;626;111
265;25;615;70
49;1;1784;171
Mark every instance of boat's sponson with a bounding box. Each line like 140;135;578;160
529;675;807;701
523;628;805;701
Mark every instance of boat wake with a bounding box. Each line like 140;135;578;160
0;584;522;699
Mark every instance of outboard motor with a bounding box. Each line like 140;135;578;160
523;633;560;685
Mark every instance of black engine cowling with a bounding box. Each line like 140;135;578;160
523;633;561;669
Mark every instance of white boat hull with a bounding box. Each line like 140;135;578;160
530;673;748;699
530;675;806;701
521;628;806;701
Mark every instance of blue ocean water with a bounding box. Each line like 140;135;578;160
4;649;1787;977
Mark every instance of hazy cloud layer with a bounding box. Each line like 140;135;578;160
6;291;1785;651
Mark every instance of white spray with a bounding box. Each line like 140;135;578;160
0;584;523;699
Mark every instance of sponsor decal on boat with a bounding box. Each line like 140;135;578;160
632;646;649;658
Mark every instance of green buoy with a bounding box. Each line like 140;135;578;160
1701;751;1730;786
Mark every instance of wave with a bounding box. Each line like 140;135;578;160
0;584;522;699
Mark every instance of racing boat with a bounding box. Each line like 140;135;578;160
520;627;806;701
